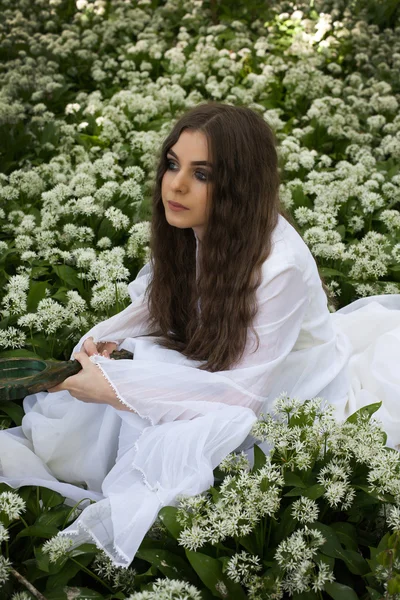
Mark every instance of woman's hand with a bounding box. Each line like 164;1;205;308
47;351;133;412
82;337;118;359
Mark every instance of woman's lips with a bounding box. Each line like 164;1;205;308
168;201;189;211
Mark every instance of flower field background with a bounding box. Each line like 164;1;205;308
0;0;400;598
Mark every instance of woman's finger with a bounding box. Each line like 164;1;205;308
82;337;98;356
73;351;93;367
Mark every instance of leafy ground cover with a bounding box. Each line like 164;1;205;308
0;0;400;597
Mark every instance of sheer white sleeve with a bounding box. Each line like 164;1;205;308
90;261;309;424
71;262;152;354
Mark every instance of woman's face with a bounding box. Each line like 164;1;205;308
161;129;213;242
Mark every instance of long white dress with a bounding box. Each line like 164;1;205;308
0;215;399;566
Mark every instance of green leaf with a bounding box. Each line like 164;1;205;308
46;554;96;591
52;265;85;294
366;587;383;600
158;506;184;540
313;523;369;575
284;472;307;488
284;487;305;497
0;400;24;425
338;549;370;575
346;402;382;424
16;524;60;539
185;550;247;599
303;484;326;500
285;484;325;500
39;487;66;508
27;280;49;312
136;548;197;583
354;485;394;503
310;523;343;557
34;547;51;573
253;444;267;471
36;506;72;529
331;522;359;551
377;532;391;553
325;582;359;600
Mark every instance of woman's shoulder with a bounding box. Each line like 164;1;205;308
268;214;315;271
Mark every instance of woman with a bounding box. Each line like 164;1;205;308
0;102;399;566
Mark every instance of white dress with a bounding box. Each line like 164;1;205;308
0;215;399;566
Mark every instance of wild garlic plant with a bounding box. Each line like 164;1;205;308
171;396;400;598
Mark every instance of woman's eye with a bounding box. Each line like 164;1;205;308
166;160;208;182
166;160;177;170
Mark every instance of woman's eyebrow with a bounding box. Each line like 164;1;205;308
167;148;212;167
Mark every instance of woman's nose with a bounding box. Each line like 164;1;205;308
170;169;189;192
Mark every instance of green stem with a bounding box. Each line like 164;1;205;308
266;518;272;552
70;558;114;592
30;326;37;355
19;516;30;529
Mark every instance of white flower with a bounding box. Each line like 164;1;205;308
386;505;400;531
291;497;319;524
126;221;151;258
219;451;250;473
105;207;130;230
0;326;26;349
11;592;32;600
226;550;262;584
0;491;26;520
97;236;112;249
0;555;11;585
1;274;30;316
65;102;81;114
42;535;74;562
128;577;201;599
380;209;400;232
0;523;10;542
312;561;335;591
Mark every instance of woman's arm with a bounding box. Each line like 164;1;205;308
47;350;134;412
52;262;310;422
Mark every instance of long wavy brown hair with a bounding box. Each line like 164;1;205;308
144;101;285;372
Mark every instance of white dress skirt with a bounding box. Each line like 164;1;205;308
0;216;399;566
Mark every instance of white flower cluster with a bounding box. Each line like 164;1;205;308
0;491;26;520
275;527;334;594
226;550;262;585
93;551;137;592
42;535;74;563
0;555;11;585
218;450;251;474
127;577;202;599
252;395;336;472
177;457;284;550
